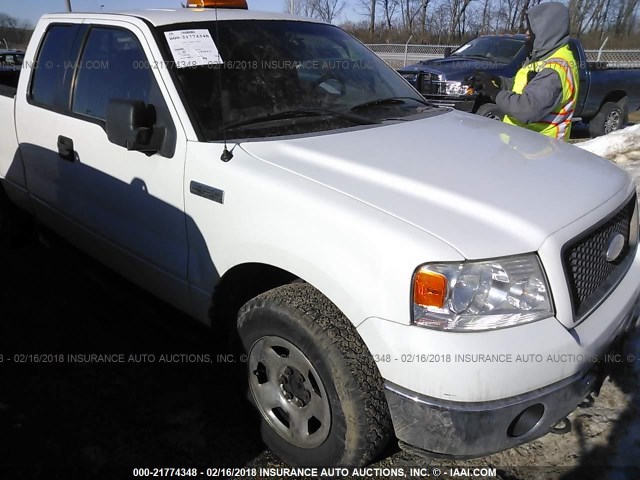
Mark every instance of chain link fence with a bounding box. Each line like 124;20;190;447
367;44;640;69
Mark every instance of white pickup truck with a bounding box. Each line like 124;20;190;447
1;2;639;467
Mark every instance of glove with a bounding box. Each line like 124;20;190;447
473;71;502;88
471;71;502;102
465;74;483;91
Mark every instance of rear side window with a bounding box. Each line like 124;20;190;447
72;27;160;121
31;24;81;108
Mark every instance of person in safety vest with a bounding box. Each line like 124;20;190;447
473;2;579;141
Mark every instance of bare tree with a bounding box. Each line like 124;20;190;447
448;0;475;40
479;0;492;32
379;0;399;30
370;0;377;34
398;0;430;31
283;0;317;16
613;0;640;36
418;0;431;38
311;0;347;23
356;0;378;33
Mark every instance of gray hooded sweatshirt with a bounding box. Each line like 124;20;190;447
496;2;573;125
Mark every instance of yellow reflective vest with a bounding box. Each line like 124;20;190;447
503;44;579;141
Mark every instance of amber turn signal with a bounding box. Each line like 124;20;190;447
186;0;248;9
413;269;447;308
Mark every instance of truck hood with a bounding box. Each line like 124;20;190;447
241;110;630;259
400;59;514;82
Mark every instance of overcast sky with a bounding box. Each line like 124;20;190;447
1;0;359;26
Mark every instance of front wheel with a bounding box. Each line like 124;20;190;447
476;102;504;121
237;283;392;466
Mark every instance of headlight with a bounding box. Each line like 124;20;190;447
412;255;553;331
401;73;418;84
444;80;473;96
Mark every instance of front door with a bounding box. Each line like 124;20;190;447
16;21;191;312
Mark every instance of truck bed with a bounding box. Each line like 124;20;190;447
0;68;20;96
0;83;17;98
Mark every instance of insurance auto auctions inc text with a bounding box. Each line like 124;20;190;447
247;466;497;478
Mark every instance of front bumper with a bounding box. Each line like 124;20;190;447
383;306;639;457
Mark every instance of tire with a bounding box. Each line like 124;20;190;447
589;101;625;137
476;102;504;121
237;283;392;466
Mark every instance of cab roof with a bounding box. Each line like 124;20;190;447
41;8;324;27
480;33;528;40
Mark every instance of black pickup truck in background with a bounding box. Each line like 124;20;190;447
0;50;24;90
398;35;640;137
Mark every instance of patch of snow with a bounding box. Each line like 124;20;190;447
576;124;640;164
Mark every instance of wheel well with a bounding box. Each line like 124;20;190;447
209;263;299;331
601;90;627;107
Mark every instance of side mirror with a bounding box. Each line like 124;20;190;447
443;47;452;58
106;99;164;154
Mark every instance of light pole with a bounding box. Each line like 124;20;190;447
290;0;294;14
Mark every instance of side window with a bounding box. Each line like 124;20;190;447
31;24;81;108
72;28;162;121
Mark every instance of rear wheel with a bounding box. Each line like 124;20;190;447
589;101;625;137
237;283;392;466
476;102;504;121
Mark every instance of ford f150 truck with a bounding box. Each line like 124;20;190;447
1;2;639;467
398;35;640;137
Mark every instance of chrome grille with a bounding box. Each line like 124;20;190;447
420;73;444;95
563;195;638;320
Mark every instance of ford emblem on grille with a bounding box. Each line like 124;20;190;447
605;233;626;262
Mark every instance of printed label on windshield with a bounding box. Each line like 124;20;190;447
164;29;222;67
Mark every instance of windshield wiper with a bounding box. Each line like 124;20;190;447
350;96;429;112
225;108;379;130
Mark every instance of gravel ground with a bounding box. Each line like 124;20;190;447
1;139;640;480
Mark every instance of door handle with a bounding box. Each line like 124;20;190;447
57;135;75;162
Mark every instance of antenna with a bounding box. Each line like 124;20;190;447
215;5;234;162
65;0;72;12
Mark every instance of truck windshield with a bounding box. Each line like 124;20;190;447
157;20;429;141
450;37;526;64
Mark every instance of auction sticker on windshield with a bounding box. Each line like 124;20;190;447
164;29;222;67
